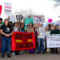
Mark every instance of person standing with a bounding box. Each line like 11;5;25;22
13;22;19;32
19;23;24;32
50;25;59;54
13;22;20;55
18;23;25;53
38;24;45;54
28;22;35;54
0;19;13;58
45;26;51;52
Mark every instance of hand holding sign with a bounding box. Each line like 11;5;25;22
12;32;36;51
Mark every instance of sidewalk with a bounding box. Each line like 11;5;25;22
0;53;60;60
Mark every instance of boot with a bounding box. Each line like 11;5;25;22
1;53;5;58
7;53;11;58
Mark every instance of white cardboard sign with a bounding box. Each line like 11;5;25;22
47;34;60;48
4;2;12;15
33;15;45;23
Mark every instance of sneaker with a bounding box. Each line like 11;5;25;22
12;52;15;55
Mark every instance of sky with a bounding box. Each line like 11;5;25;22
0;0;60;23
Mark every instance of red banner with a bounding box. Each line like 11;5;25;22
12;32;36;51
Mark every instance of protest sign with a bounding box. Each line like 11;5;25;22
33;15;45;23
47;34;60;48
0;5;2;16
34;23;40;28
4;2;12;15
34;23;39;28
16;15;23;22
46;31;50;35
9;15;15;23
25;18;33;30
59;22;60;27
54;22;60;26
48;19;52;23
12;32;36;51
56;23;59;26
27;27;34;33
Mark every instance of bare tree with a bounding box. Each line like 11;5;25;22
53;0;60;6
54;0;60;2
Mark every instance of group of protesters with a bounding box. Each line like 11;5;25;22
0;17;60;58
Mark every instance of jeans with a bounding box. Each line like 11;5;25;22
38;38;44;52
1;37;11;53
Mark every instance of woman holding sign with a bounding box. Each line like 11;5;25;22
0;19;13;58
19;23;25;53
50;25;59;54
13;22;20;55
28;22;35;54
45;26;51;52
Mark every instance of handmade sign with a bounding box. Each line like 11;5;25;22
4;2;12;15
33;15;45;23
34;23;40;28
9;15;15;23
47;34;60;48
12;32;36;51
0;5;2;16
27;27;34;33
25;18;33;30
16;15;23;22
48;19;52;23
46;31;50;35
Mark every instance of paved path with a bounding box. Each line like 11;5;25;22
0;53;60;60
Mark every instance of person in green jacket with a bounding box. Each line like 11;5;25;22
50;25;59;54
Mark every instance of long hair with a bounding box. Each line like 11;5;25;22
4;19;12;32
28;22;33;27
4;19;9;23
14;22;18;27
20;23;25;31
